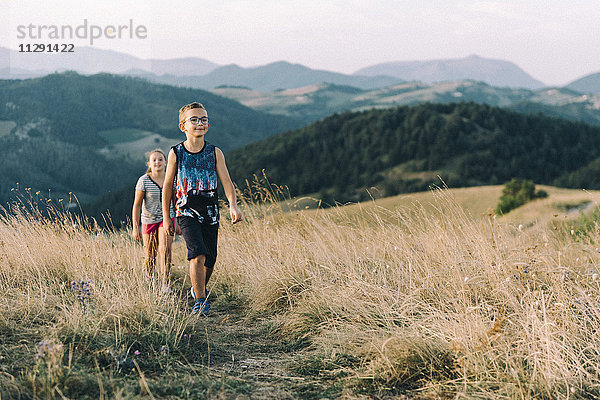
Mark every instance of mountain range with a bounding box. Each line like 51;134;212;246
355;55;546;89
132;61;403;91
211;81;600;125
0;45;573;91
0;46;219;76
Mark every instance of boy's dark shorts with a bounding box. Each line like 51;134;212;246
177;216;219;268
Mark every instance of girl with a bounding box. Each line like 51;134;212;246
132;149;179;291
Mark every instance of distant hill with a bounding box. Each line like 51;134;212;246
211;81;600;126
565;73;600;94
354;55;546;89
129;61;403;91
1;47;403;91
0;46;220;77
225;102;600;204
0;72;302;205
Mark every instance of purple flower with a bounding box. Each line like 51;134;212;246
134;350;140;356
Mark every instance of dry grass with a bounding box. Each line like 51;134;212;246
218;184;600;398
2;185;600;398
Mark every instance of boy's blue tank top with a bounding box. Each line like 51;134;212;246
172;141;219;225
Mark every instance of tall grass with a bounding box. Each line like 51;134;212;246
218;182;600;398
2;183;600;398
0;192;202;398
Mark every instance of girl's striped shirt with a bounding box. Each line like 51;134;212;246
135;174;175;224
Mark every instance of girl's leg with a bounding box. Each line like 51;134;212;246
142;230;158;279
157;225;173;285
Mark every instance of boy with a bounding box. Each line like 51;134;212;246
163;102;243;315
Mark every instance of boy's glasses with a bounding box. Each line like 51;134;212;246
186;117;209;125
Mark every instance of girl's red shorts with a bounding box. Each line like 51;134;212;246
142;218;175;235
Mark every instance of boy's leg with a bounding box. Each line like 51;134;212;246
178;216;214;304
157;225;173;285
142;231;158;278
201;223;219;291
190;255;207;299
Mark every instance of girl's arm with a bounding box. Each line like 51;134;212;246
132;189;144;241
215;147;242;224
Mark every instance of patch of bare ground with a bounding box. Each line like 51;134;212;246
200;291;433;400
201;294;341;399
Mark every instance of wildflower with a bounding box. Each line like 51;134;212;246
393;246;398;251
35;339;63;360
593;274;598;281
571;230;575;235
518;224;523;232
134;350;140;356
70;280;92;311
464;277;469;282
160;345;169;356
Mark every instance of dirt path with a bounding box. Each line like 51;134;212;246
200;296;331;400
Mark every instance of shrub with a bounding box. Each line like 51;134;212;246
496;178;548;215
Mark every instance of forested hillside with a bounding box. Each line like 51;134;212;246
0;72;302;205
226;102;600;204
0;72;300;148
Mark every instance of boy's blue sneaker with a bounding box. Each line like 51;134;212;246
191;298;210;315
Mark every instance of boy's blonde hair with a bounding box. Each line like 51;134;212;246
145;148;167;174
178;102;206;124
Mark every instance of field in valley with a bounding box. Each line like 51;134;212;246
1;185;600;399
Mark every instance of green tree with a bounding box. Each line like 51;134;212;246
496;178;548;215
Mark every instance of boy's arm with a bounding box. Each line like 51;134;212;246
215;147;242;224
162;148;177;235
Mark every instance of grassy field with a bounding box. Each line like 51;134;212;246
2;185;600;399
0;120;17;137
97;128;179;163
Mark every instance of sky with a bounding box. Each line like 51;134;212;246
2;0;599;86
